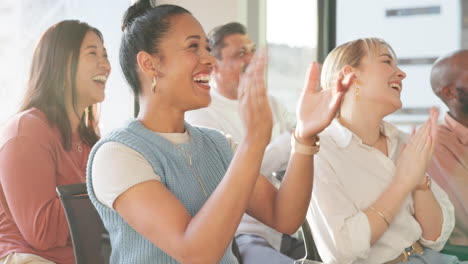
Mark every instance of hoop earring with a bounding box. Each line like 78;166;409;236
354;79;360;101
151;76;157;93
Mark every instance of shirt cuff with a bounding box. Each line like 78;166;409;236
419;183;455;251
346;211;372;259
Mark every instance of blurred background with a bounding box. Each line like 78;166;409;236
0;0;466;133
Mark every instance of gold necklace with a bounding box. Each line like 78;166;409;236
174;133;209;197
76;142;83;152
366;131;385;147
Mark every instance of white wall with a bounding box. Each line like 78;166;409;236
157;0;269;46
158;0;248;33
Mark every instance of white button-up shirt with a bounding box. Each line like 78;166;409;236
308;120;455;264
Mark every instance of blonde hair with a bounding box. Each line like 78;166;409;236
320;38;396;91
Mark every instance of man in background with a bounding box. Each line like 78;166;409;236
429;50;468;260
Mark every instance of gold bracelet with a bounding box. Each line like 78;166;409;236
369;206;390;226
291;131;320;156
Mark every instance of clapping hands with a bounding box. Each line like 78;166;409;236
295;62;354;144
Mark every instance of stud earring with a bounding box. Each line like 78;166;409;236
151;76;157;93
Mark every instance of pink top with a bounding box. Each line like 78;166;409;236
0;108;91;264
428;113;468;246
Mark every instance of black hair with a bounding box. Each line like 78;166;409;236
20;20;103;150
120;0;190;96
208;22;247;60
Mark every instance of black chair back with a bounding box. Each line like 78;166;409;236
300;220;322;262
232;238;243;264
56;183;110;264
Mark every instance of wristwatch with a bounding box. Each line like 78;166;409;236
291;131;320;155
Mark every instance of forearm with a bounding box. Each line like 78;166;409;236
0;140;69;250
6;189;70;250
30;198;70;250
127;142;268;264
182;141;267;262
413;189;443;241
364;181;411;244
271;151;314;234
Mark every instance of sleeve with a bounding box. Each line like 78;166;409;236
261;131;292;178
269;96;296;131
418;178;455;251
307;155;371;264
0;136;70;251
91;142;161;209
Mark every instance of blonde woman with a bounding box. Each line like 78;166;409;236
307;38;465;263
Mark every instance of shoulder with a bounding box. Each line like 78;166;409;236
185;104;226;129
192;125;229;143
315;134;341;164
319;120;350;151
313;128;341;162
92;141;161;209
313;143;341;185
91;122;155;160
90;121;174;172
0;108;57;149
6;108;53;135
93;141;155;174
91;128;163;173
314;124;354;182
190;125;233;154
98;120;151;148
95;141;141;158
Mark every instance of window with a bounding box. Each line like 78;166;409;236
266;0;318;113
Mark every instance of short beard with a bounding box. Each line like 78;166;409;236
457;87;468;115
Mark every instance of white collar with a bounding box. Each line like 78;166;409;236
321;119;401;148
